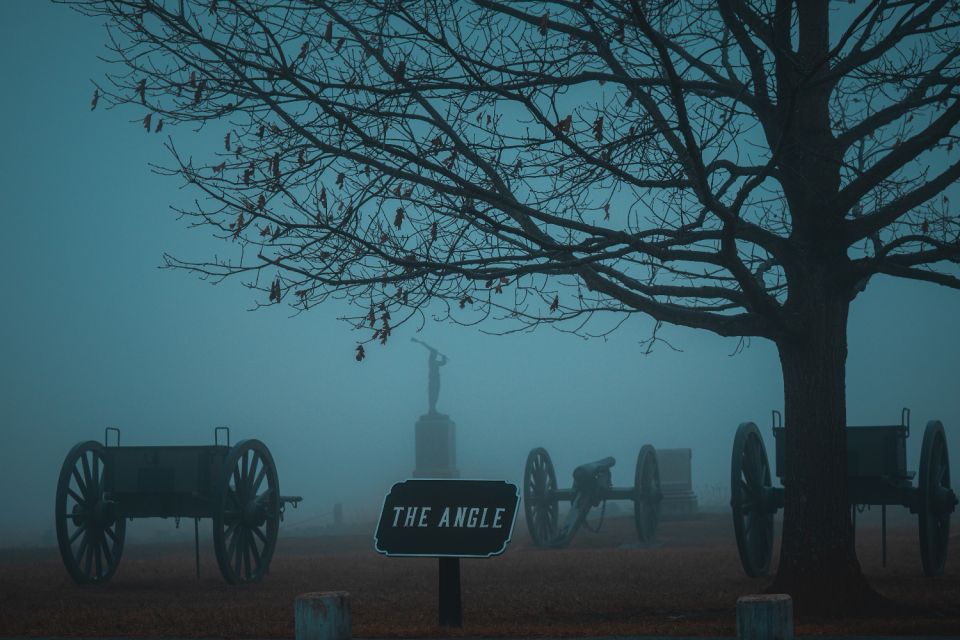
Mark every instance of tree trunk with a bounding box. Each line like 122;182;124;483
769;292;881;615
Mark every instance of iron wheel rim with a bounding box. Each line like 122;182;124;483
731;422;774;577
634;445;662;542
523;447;559;547
213;439;280;584
55;441;125;584
919;420;952;576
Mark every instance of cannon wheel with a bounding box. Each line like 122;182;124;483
634;445;661;543
55;440;126;584
213;439;280;584
731;422;775;577
918;420;953;576
523;448;559;547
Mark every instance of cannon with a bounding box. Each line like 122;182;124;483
54;427;302;585
522;446;663;548
731;409;957;578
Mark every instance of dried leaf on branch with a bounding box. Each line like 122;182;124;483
593;115;603;142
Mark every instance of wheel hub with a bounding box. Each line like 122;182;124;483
71;500;115;529
242;498;268;527
933;486;958;513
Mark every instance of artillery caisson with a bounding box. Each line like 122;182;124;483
55;427;302;584
523;446;663;548
731;409;957;578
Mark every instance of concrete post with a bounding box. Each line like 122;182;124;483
295;592;351;640
736;593;793;640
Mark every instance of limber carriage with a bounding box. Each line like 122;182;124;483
522;446;663;548
55;427;302;584
731;408;957;578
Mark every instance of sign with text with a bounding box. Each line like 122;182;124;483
374;479;519;557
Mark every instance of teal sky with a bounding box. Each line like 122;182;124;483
1;0;958;544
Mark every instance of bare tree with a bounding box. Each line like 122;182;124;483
69;0;960;613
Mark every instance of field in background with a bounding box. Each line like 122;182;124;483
1;510;957;637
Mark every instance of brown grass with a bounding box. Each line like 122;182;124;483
1;511;957;637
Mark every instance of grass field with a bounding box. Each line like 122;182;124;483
1;510;957;637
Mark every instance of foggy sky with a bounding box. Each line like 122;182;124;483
1;1;958;546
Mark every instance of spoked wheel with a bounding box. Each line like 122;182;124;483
918;420;956;576
731;422;775;577
213;440;280;584
634;445;662;543
524;447;559;547
55;441;125;584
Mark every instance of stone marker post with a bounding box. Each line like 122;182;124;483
736;594;793;640
295;592;351;640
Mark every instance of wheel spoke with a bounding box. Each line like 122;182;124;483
76;531;89;559
231;529;243;576
104;524;117;543
232;464;243;496
757;516;769;550
94;534;103;577
249;528;262;565
69;525;86;544
67;488;87;506
740;446;753;488
83;534;95;577
81;453;93;493
241;529;252;578
72;467;88;496
747;439;762;486
251;462;267;495
740;463;754;494
245;454;259;493
101;536;113;568
227;524;239;557
752;438;765;485
226;520;239;544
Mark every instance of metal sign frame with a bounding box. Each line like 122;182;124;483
374;478;520;558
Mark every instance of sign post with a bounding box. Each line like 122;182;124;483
374;479;520;627
438;556;462;626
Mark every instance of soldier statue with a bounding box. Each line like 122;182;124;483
411;337;448;415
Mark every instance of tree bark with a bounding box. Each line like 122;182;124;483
769;289;881;614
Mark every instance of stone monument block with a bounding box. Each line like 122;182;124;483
413;412;459;478
657;447;699;517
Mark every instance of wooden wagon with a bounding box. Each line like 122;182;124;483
55;427;301;584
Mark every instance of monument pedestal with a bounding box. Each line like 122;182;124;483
413;412;459;478
657;448;699;518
